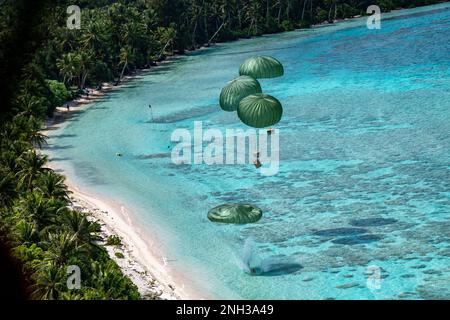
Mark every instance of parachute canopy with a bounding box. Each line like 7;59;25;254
208;204;262;224
237;93;283;128
219;76;262;112
239;56;284;79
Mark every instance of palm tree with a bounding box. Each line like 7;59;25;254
118;46;135;82
156;26;177;58
206;1;226;45
0;170;17;206
56;53;78;86
13;91;48;119
326;0;338;22
60;210;102;249
80;19;108;55
187;0;206;47
35;171;70;201
122;21;146;49
10;115;47;148
16;150;48;191
15;220;39;245
265;0;271;27
32;264;66;300
301;0;311;22
57;51;92;89
100;261;130;298
90;260;139;299
0;147;24;173
5;140;29;162
15;191;58;231
76;51;93;90
26;125;47;149
43;231;81;267
59;291;84;300
244;0;263;36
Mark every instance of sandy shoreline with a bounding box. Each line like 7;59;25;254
42;62;206;300
64;180;196;300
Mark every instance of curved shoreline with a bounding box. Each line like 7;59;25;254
42;61;210;300
63;178;204;300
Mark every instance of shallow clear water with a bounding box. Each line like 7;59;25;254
46;3;450;299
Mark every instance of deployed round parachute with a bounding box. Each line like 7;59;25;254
219;76;262;112
208;204;262;224
237;93;283;128
239;56;284;79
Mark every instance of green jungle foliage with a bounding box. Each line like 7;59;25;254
0;0;445;299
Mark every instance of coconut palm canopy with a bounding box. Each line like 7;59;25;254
219;76;262;112
239;56;284;79
237;93;283;128
208;204;262;224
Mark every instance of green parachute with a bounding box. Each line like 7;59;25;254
220;76;262;112
218;55;284;128
239;56;284;79
208;204;263;224
238;93;283;128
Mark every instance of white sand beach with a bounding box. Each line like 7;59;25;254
66;181;191;300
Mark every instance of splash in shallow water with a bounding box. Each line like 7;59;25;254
237;238;302;276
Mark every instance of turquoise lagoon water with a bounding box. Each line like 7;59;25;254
45;3;450;299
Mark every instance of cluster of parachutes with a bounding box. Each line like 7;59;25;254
208;56;285;224
219;56;284;128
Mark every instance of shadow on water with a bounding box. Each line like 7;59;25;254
136;153;171;160
207;44;302;57
313;227;368;237
90;106;109;110
118;84;141;89
64;109;85;116
147;105;218;123
331;234;381;245
252;261;303;277
349;218;397;227
49;133;77;139
85;98;109;103
148;66;173;75
313;227;382;245
49;157;72;162
44;110;85;129
44;144;74;150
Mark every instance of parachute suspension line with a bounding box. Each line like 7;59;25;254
149;104;154;122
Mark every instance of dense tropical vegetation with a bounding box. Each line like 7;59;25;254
0;122;141;299
0;0;446;299
1;0;445;119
